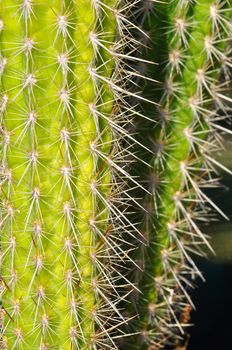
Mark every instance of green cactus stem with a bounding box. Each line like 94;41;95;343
120;1;232;349
0;1;130;349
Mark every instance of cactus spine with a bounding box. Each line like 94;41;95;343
0;0;232;350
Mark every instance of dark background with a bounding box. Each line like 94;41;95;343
188;138;232;350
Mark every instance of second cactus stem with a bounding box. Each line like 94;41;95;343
122;1;232;349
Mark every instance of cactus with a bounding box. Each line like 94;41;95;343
0;1;129;348
121;1;232;349
0;1;232;350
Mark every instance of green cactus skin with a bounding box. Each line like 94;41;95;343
1;0;232;350
0;1;132;349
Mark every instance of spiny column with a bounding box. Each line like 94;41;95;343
0;0;123;349
125;0;232;349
